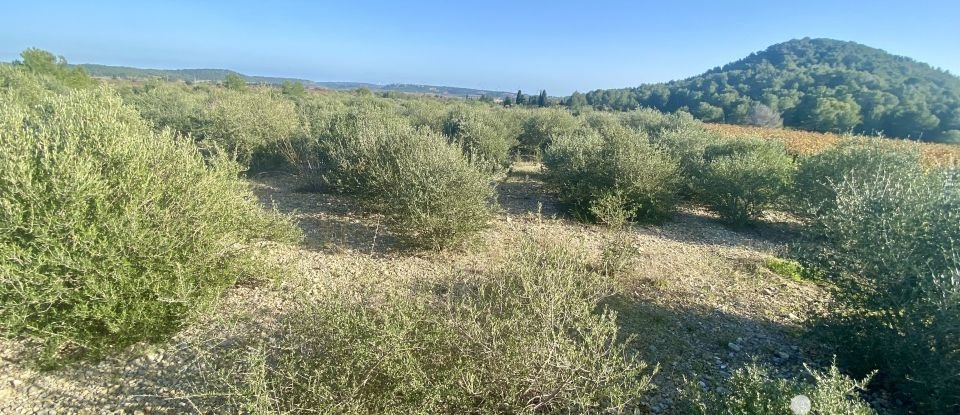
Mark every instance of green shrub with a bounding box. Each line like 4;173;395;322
793;138;921;217
230;238;655;414
678;363;875;415
694;138;795;226
544;124;680;223
518;108;580;159
620;107;701;135
125;84;303;171
316;107;495;249
582;111;627;132
649;126;722;199
122;80;207;137
805;168;960;413
396;98;448;133
0;87;300;366
441;104;515;171
198;87;302;170
0;64;71;105
765;257;806;281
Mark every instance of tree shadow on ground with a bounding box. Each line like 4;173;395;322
496;164;563;218
604;294;834;413
630;207;803;253
249;175;398;255
0;286;287;414
1;340;218;414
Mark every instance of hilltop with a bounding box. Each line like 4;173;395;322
580;38;960;142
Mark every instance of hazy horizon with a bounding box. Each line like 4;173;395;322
4;0;959;95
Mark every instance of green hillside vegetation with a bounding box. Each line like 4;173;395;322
579;38;960;143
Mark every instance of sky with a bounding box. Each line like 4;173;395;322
3;0;959;95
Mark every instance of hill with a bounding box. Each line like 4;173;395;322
76;63;512;98
579;38;960;143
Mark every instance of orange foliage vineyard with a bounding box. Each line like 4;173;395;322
704;123;960;167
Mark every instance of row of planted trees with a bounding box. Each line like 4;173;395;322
540;110;959;414
118;75;960;413
1;48;957;413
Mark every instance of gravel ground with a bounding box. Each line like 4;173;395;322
1;164;884;414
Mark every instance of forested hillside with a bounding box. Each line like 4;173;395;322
578;38;960;142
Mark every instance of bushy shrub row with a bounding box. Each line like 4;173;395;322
803;165;960;413
124;83;301;170
693;138;795;226
0;83;300;366
441;104;516;171
518;107;581;158
228;238;655;414
539;112;956;412
792;138;922;217
310;106;496;249
545;113;795;227
544;122;680;223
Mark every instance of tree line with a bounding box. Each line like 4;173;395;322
571;38;960;143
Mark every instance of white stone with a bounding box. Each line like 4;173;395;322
790;395;812;415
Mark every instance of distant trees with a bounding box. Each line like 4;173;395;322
224;73;246;91
281;80;307;98
15;48;93;88
502;95;513;106
355;86;373;96
795;95;862;133
510;89;550;107
581;38;960;142
692;102;724;122
567;92;587;111
745;104;782;128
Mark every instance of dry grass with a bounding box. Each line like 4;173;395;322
704;123;960;166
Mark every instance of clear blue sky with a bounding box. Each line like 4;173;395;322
3;0;959;95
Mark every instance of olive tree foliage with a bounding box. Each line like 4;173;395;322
803;167;960;414
123;83;301;170
693;138;795;226
544;121;680;224
198;87;301;169
302;105;496;249
792;138;922;217
0;76;299;366
441;104;517;170
220;238;655;414
679;363;876;415
517;108;580;159
14;48;94;88
224;73;247;91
